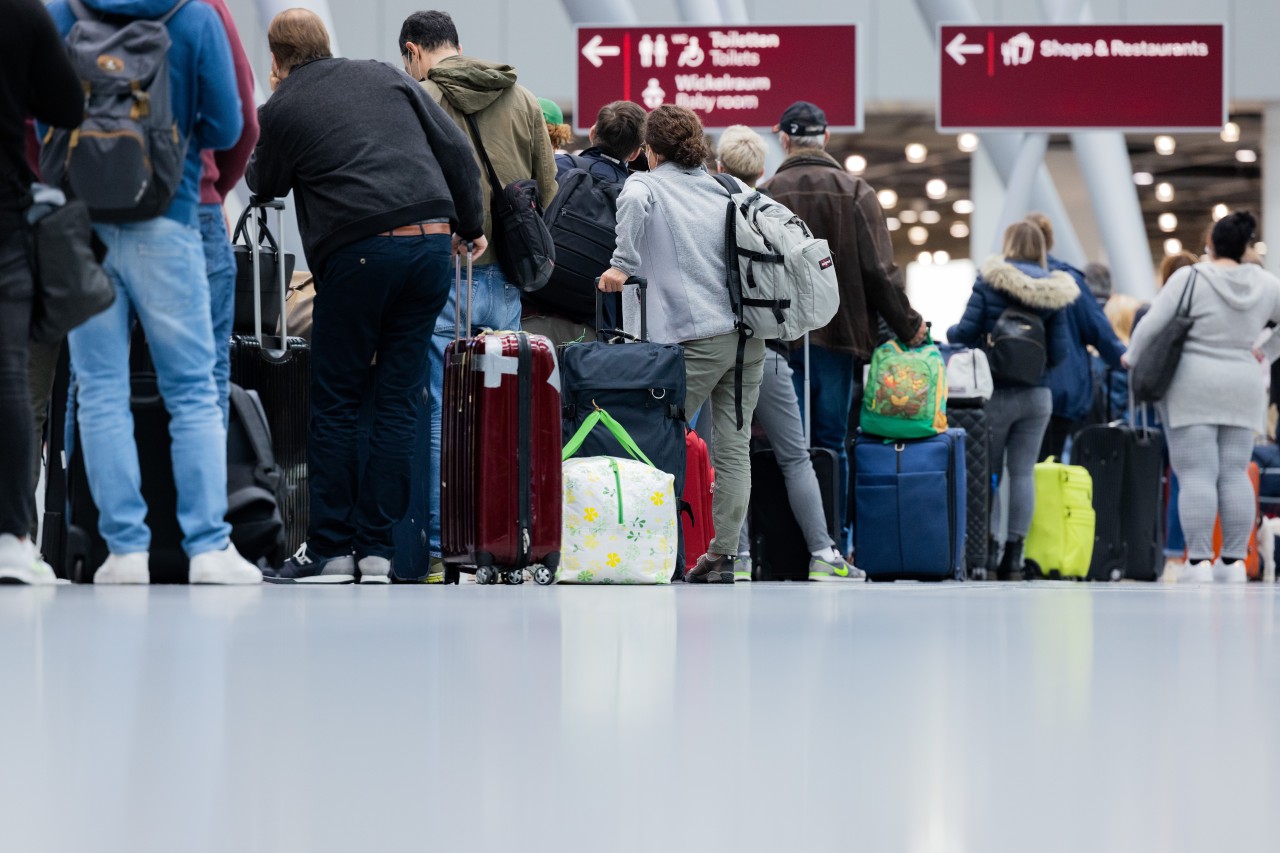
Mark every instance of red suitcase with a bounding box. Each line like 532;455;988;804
441;255;562;585
682;427;715;570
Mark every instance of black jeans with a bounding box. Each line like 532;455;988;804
0;230;35;538
308;233;451;560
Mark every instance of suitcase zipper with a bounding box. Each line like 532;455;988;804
517;334;533;563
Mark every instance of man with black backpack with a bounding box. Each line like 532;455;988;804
528;100;646;343
41;0;257;584
398;9;557;582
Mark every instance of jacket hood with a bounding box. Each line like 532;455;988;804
981;256;1080;311
1191;261;1274;312
427;55;517;115
83;0;181;17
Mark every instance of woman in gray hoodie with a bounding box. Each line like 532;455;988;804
599;105;765;584
1127;212;1280;584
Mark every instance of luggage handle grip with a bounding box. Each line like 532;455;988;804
562;402;655;467
454;248;475;342
595;275;647;342
248;197;289;357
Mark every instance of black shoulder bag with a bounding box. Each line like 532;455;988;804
463;113;555;293
1131;269;1197;404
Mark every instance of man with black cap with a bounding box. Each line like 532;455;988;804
762;100;926;557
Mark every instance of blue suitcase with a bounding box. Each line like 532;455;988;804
853;429;967;581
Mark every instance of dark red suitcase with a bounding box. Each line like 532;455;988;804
441;255;562;585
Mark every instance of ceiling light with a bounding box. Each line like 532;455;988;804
952;199;975;215
1213;203;1229;221
905;143;928;164
932;250;951;265
1237;149;1258;164
1221;121;1241;143
908;226;929;246
916;251;933;265
926;179;948;200
1154;135;1176;155
1133;172;1154;186
1163;238;1183;256
844;154;867;174
1158;212;1178;233
1155;182;1175;203
920;210;942;225
957;133;979;153
886;217;901;232
899;209;919;224
877;189;898;209
950;221;970;239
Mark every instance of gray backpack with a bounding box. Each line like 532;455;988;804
40;0;191;222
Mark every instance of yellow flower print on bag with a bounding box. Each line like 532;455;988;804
650;491;665;506
606;553;620;568
583;507;598;522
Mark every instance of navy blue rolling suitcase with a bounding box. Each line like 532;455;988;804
853;429;967;581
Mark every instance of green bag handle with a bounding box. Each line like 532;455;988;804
888;328;935;353
563;406;656;467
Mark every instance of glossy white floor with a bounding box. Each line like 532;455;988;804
2;581;1277;852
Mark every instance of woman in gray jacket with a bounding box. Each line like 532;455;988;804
599;105;765;584
1127;212;1280;583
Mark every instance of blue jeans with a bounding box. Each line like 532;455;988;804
427;263;523;556
790;343;857;551
67;218;230;557
309;234;451;560
198;204;235;426
1165;472;1186;556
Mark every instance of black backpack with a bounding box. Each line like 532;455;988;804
537;156;625;323
987;306;1047;387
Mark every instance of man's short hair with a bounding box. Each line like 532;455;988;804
399;10;460;56
269;8;333;73
592;101;646;161
717;125;766;185
785;132;825;150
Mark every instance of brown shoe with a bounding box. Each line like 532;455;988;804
686;552;736;584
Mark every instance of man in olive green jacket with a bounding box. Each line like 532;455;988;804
398;9;558;580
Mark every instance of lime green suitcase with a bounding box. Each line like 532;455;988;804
1025;458;1096;579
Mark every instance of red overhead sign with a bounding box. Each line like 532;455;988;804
575;25;861;132
938;24;1226;132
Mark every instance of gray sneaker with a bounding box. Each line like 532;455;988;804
357;555;392;584
808;553;866;582
264;545;356;584
733;556;753;583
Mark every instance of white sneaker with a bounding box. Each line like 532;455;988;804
94;552;150;585
0;534;57;586
1161;557;1185;583
1216;560;1248;584
1175;559;1215;584
189;544;262;585
357;555;391;584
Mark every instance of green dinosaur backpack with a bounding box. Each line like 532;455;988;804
860;334;948;440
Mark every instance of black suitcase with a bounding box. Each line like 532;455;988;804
947;405;992;578
229;197;310;555
39;343;72;578
1073;415;1165;581
560;279;687;576
750;446;840;581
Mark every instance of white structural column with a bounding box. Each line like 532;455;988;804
676;0;724;23
561;0;638;24
993;133;1050;251
718;0;750;19
914;0;1088;267
1266;103;1280;277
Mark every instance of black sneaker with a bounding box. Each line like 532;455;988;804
264;544;356;584
686;553;736;584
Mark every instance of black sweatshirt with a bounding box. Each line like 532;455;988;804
247;58;484;274
0;0;83;237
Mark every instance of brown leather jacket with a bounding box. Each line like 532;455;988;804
762;151;921;359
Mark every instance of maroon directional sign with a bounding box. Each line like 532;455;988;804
938;24;1226;132
575;25;861;132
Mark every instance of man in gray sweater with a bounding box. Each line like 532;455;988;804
247;9;485;584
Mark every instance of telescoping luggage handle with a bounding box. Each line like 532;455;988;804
453;248;476;342
593;275;647;342
246;196;288;357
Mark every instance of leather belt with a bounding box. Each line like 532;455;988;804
380;222;451;237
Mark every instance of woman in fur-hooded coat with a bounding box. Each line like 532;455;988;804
947;222;1080;580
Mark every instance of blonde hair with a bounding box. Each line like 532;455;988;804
269;8;332;73
717;125;767;186
546;122;573;150
1104;294;1141;344
1025;212;1054;252
1003;221;1047;268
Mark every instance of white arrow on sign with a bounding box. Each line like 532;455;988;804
946;32;985;65
582;34;622;68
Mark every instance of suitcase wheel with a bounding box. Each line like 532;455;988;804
475;567;498;585
532;565;555;586
503;569;525;586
